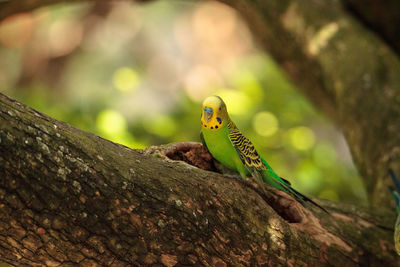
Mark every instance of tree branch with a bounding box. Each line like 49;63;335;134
0;94;398;265
219;0;400;207
343;0;400;56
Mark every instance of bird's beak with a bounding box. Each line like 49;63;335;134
203;107;213;122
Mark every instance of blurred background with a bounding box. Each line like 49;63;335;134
0;1;367;204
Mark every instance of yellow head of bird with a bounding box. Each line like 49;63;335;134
201;95;228;130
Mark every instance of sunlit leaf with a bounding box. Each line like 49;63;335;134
252;111;279;137
143;115;176;137
287;126;316;151
113;67;140;93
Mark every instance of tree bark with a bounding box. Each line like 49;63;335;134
343;0;400;56
0;94;398;265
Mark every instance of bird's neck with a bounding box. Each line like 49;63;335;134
226;117;237;130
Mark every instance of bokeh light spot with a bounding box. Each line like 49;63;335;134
184;65;222;102
296;160;321;192
143;115;176;137
252;111;279;137
95;109;142;147
49;19;83;57
288;126;315;151
0;13;33;48
113;67;140;93
96;109;127;136
232;69;263;102
215;89;252;115
192;2;237;45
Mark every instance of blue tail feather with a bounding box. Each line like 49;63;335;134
389;169;400;193
389;169;400;211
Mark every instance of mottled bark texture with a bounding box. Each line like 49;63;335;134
0;94;398;265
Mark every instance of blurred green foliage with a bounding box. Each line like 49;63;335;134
0;1;367;204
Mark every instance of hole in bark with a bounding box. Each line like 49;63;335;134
165;143;219;173
247;182;304;223
267;195;304;223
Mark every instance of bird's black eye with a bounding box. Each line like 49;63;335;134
219;107;221;111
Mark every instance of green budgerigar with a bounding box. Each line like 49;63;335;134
389;169;400;255
200;95;325;211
